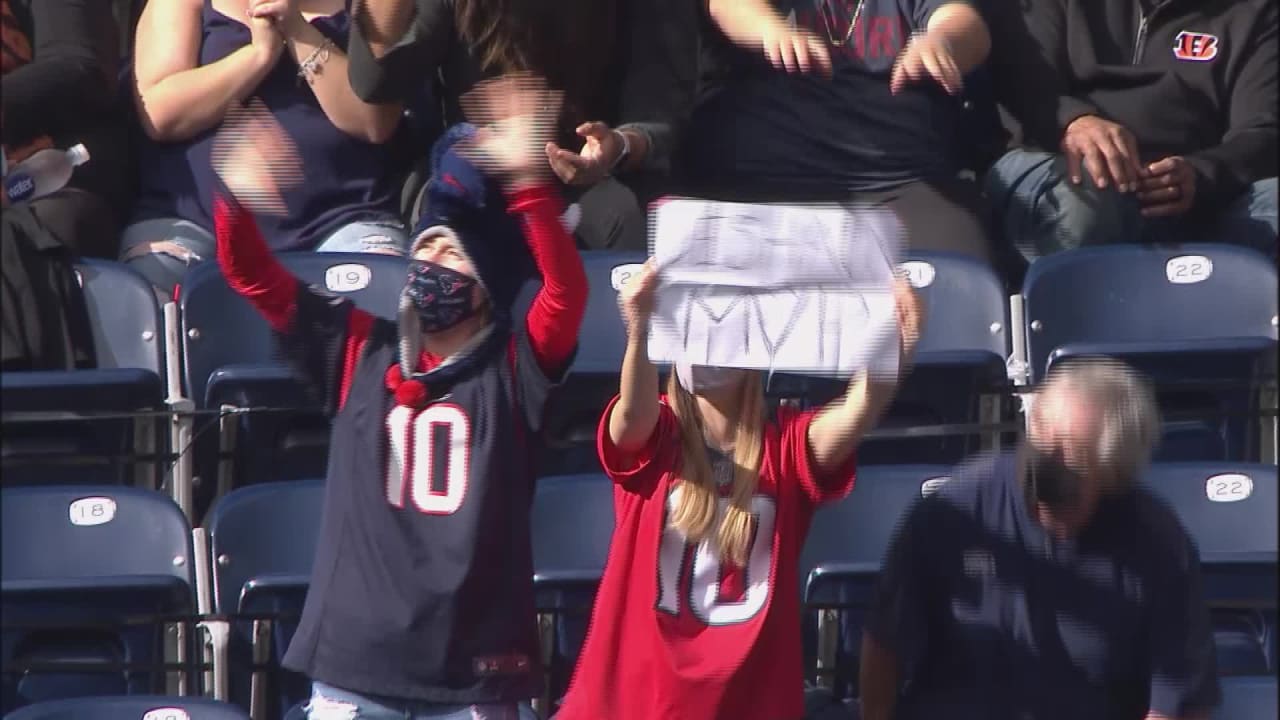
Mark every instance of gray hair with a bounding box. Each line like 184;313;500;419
1038;358;1162;483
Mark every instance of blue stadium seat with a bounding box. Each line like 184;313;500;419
797;465;953;697
4;695;250;720
531;473;615;709
771;252;1011;465
1;260;166;487
1215;675;1278;720
536;252;646;476
205;480;324;719
1021;245;1278;461
177;253;406;513
1142;463;1278;674
1;486;196;712
1213;671;1274;717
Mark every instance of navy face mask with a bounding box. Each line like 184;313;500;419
405;260;479;333
1027;444;1085;510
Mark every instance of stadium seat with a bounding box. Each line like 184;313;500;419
1142;463;1278;673
531;473;616;709
177;253;406;515
1214;675;1278;720
4;695;250;720
797;465;953;697
205;480;324;719
1;260;167;487
1020;245;1278;462
771;252;1011;465
536;252;646;476
1;486;196;711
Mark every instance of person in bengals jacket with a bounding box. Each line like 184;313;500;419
211;75;586;718
985;0;1277;261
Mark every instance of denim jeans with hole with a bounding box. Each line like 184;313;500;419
304;681;539;720
985;149;1278;262
118;218;409;295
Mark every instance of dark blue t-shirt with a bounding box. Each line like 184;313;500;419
677;0;968;197
132;1;403;251
866;450;1221;720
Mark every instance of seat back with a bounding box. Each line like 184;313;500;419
1;261;166;486
205;480;325;717
1141;463;1278;559
798;465;952;696
178;254;406;507
1021;244;1278;379
77;260;166;374
5;695;251;720
1;486;195;709
179;252;406;407
1215;675;1278;720
537;253;645;475
530;473;616;707
1021;245;1278;461
2;486;194;588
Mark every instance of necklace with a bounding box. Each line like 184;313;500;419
817;0;866;47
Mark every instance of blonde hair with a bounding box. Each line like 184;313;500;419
666;370;765;566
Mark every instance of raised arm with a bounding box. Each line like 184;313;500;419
250;2;404;143
133;0;281;142
509;184;588;376
348;0;451;107
212;106;376;412
807;280;923;473
608;261;663;453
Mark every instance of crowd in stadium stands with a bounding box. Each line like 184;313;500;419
0;0;1276;717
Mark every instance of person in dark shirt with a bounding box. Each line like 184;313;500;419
674;0;995;262
984;0;1278;261
859;358;1220;720
210;76;587;716
348;0;692;251
1;0;128;259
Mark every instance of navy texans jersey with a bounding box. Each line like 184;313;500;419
279;287;555;702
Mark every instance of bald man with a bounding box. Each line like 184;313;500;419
858;358;1220;720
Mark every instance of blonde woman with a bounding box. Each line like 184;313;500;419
556;262;922;720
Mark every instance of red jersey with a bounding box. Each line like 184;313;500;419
557;396;856;720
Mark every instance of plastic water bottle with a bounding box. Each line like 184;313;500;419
3;144;90;205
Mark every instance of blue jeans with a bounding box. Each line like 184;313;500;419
119;217;409;295
984;149;1279;261
304;681;539;720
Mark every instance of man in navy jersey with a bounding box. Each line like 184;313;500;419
859;359;1220;720
210;75;588;718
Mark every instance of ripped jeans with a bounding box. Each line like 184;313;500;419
305;681;539;720
119;217;409;296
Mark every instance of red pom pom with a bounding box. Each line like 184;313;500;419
385;364;429;408
395;379;429;408
384;364;403;392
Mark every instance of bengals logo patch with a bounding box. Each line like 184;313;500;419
1173;31;1219;61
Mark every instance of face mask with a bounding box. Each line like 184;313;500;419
1027;444;1085;510
675;363;745;394
404;260;479;333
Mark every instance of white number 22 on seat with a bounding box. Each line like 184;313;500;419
1165;255;1213;284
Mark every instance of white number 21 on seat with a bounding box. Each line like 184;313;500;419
385;404;471;515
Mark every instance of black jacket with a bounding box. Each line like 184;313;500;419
1022;0;1277;208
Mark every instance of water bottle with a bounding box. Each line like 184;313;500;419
3;144;90;205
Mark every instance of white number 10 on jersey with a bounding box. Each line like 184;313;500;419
656;491;777;625
385;404;472;515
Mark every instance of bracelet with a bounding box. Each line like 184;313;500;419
609;129;632;173
297;38;335;83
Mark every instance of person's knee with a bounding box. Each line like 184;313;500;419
1037;159;1137;250
119;220;216;294
573;178;647;252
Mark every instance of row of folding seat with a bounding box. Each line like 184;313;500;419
2;244;1276;524
4;462;1274;717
